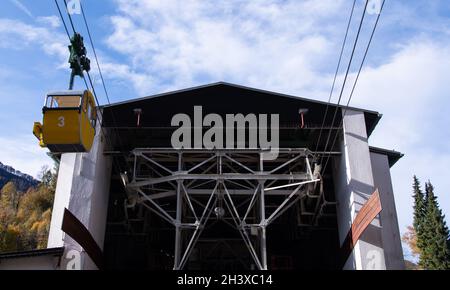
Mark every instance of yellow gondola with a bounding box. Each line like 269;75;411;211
33;90;97;153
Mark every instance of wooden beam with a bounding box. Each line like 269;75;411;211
340;189;382;267
61;208;104;269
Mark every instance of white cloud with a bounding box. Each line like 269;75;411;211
0;135;53;178
99;60;156;95
352;40;450;145
0;17;149;103
106;0;350;95
0;18;67;61
9;0;33;19
37;15;61;28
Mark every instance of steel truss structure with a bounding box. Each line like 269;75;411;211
123;148;324;270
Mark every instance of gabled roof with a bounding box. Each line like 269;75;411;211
102;81;382;136
104;81;380;115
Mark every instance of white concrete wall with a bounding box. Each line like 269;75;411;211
370;152;405;269
47;116;112;270
332;109;386;270
47;153;77;248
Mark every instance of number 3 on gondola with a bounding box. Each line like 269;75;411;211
33;90;97;153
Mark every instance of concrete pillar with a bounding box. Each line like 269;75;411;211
47;153;77;249
47;119;112;270
370;152;405;269
332;109;386;270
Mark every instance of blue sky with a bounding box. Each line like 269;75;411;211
0;0;449;260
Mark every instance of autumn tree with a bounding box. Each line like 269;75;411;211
0;182;22;251
402;225;420;258
0;165;57;252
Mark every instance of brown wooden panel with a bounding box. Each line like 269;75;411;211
340;189;382;267
352;190;381;242
62;208;104;269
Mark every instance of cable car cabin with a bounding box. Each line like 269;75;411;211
33;90;97;153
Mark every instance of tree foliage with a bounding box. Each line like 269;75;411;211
421;182;450;269
410;176;450;270
0;165;57;253
402;225;420;258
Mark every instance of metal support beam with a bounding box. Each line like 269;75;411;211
258;153;267;270
173;153;183;270
125;148;323;270
173;180;182;269
259;182;267;270
129;173;308;188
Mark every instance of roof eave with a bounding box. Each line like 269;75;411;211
0;247;65;259
369;146;404;167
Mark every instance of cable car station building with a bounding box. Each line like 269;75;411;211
1;82;404;270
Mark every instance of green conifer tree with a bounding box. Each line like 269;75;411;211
412;176;427;267
421;181;450;269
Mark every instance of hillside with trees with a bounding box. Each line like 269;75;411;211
0;164;56;253
0;162;39;192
